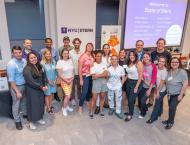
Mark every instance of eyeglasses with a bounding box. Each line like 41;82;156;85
171;62;179;64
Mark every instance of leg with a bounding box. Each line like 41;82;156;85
108;89;114;109
139;87;148;116
100;92;106;112
168;95;179;124
115;88;122;114
76;75;82;100
19;85;27;116
90;93;98;113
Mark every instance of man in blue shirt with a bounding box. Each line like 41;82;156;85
7;46;27;130
135;40;145;61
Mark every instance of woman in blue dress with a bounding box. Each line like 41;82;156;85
41;49;57;114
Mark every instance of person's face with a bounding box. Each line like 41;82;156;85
29;53;38;65
119;50;126;59
23;40;32;49
129;52;135;62
45;39;52;48
95;53;102;63
103;45;110;56
86;44;93;52
136;41;144;52
143;54;151;64
63;40;70;47
111;56;118;66
12;49;22;60
171;58;180;70
157;40;165;51
44;51;52;61
73;40;81;49
62;50;69;60
158;58;166;68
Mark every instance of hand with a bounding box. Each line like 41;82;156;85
80;79;83;86
16;91;22;99
92;74;98;80
178;94;183;101
134;87;138;93
155;91;160;99
146;89;151;97
42;86;48;91
49;81;55;86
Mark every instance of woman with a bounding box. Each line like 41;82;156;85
56;49;74;117
107;55;125;119
41;49;57;114
163;57;188;129
23;52;48;130
138;53;157;118
78;43;94;114
146;56;167;124
124;50;143;121
89;50;108;119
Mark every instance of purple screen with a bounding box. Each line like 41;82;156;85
124;0;188;49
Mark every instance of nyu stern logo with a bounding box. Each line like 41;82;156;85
61;27;93;34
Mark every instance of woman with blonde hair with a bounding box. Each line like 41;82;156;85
41;49;57;114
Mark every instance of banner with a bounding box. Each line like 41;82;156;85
101;25;122;55
56;0;96;52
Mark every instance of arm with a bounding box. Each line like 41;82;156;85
78;56;83;86
134;61;143;93
92;70;108;80
178;80;188;101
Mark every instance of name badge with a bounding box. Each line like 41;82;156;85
123;65;127;69
168;76;173;81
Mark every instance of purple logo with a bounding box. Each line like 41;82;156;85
61;27;67;33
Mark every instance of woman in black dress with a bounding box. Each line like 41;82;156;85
23;52;48;130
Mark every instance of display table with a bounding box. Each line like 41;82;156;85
0;91;12;118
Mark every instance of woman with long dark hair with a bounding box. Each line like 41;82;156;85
23;52;48;130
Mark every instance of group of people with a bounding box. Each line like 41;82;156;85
7;36;188;131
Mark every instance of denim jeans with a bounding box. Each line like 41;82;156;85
10;85;27;123
79;76;92;107
150;91;167;121
167;94;180;124
126;79;142;116
108;88;122;114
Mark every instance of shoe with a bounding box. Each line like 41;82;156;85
100;112;105;118
103;103;109;108
165;123;173;129
15;122;23;130
66;106;74;112
146;119;154;124
71;99;76;106
147;103;153;108
89;112;93;119
54;95;61;102
94;106;100;114
124;112;130;116
29;122;36;130
37;119;46;125
115;112;123;119
23;115;28;119
108;108;114;116
62;108;68;116
162;120;168;125
138;115;144;119
124;115;132;122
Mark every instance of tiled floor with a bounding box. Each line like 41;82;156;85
0;87;190;145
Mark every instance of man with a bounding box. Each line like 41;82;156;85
40;38;59;62
22;39;41;61
7;46;27;130
59;36;74;55
135;40;145;61
70;38;83;105
148;38;172;107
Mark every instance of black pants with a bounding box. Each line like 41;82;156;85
126;79;142;116
150;91;166;121
168;94;180;124
139;87;149;116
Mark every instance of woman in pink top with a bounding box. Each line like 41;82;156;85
78;43;94;113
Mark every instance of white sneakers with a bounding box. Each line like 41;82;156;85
62;106;74;117
29;122;36;130
37;119;46;125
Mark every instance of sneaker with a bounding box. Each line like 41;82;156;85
108;108;114;116
89;112;94;119
100;112;105;118
124;115;132;122
29;122;36;130
66;106;74;112
62;108;68;116
15;122;23;130
115;112;123;119
165;123;173;129
37;119;46;125
162;120;168;125
94;106;100;114
71;99;76;106
138;115;144;119
146;119;154;124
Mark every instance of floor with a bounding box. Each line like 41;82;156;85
0;88;190;145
